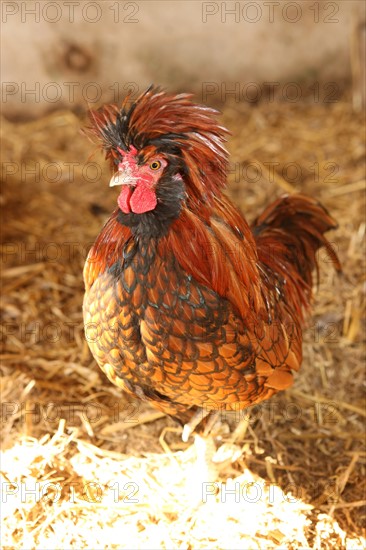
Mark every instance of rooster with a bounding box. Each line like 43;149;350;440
83;86;340;443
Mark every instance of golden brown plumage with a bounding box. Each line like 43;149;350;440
83;86;340;437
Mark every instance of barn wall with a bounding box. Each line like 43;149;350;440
2;0;364;118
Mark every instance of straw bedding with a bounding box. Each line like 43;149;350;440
1;91;365;549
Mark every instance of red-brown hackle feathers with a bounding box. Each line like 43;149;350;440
161;201;266;328
83;209;132;291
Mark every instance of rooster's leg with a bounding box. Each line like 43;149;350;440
182;408;210;442
203;411;221;437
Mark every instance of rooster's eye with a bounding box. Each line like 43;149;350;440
149;160;162;171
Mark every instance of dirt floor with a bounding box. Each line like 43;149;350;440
1;90;365;549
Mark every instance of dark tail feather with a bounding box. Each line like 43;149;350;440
252;194;341;317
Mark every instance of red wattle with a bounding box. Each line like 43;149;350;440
130;185;157;214
118;186;133;213
118;185;157;214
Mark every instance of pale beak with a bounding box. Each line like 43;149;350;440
109;171;137;187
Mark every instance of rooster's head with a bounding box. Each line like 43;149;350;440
85;86;229;235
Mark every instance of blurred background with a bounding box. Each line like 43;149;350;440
2;0;365;117
1;1;365;549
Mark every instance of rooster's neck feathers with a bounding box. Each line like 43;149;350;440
85;86;229;207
